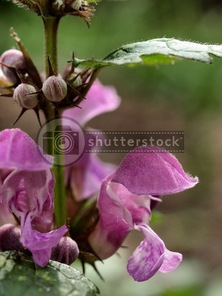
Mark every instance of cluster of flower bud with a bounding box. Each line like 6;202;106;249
0;50;67;106
0;48;90;123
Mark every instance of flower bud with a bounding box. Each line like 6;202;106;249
13;83;38;109
0;49;26;85
68;73;82;88
0;224;24;251
51;236;79;265
42;75;67;102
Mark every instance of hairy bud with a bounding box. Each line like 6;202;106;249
0;224;24;252
0;49;26;85
51;236;79;265
13;83;38;109
42;75;67;102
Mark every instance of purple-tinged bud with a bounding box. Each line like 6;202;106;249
0;49;26;85
51;236;79;265
0;224;24;252
42;75;67;102
13;83;38;109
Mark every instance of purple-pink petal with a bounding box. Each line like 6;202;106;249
112;146;198;196
159;249;183;273
89;174;132;259
0;129;53;170
1;170;54;227
127;224;165;281
0;128;68;267
66;152;116;201
0;163;68;267
32;249;52;268
127;224;182;281
109;182;152;225
89;177;154;259
20;213;67;267
81;154;116;199
63;80;121;126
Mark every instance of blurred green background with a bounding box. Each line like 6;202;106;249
1;0;222;295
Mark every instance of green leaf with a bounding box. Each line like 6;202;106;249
73;38;222;68
0;251;99;296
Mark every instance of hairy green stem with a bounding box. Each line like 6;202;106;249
52;160;67;228
42;16;67;227
43;16;60;77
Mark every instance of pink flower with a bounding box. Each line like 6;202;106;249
89;147;198;281
63;80;121;201
0;129;68;267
